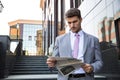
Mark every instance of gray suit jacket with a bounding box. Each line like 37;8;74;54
53;31;103;80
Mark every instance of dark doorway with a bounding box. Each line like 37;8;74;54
115;18;120;59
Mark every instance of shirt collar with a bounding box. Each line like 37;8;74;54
70;30;83;37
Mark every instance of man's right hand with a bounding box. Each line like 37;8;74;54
46;57;57;67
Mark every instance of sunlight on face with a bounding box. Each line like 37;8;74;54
66;16;82;33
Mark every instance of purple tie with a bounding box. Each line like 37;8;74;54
73;33;79;58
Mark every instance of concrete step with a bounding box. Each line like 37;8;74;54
4;74;57;80
10;56;58;75
10;71;56;74
14;64;48;66
4;74;110;80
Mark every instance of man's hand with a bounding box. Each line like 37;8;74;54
81;63;93;73
46;57;57;67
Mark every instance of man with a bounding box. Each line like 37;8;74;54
46;8;103;80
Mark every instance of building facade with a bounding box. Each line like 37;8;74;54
40;0;120;58
36;30;44;55
79;0;120;44
40;0;83;55
79;0;120;57
8;19;43;55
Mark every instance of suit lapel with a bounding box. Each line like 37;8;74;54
82;32;89;56
65;33;73;57
66;32;88;57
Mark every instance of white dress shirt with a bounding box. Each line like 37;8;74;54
70;30;85;74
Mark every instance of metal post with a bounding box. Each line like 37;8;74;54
16;24;19;40
54;0;58;41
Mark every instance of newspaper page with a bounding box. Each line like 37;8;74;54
50;57;84;76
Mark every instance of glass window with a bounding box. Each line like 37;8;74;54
28;36;32;40
22;24;42;55
34;36;37;41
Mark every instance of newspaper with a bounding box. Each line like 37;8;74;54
50;57;84;76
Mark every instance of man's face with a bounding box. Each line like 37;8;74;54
66;16;82;33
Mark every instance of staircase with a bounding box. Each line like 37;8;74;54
5;56;57;80
5;54;120;80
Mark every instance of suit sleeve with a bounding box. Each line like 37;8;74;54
91;38;103;73
52;37;60;57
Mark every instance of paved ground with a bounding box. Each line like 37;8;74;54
3;74;57;80
2;74;120;80
3;74;108;80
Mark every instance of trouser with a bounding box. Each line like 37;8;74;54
68;74;94;80
68;77;86;80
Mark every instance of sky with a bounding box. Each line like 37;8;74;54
0;0;42;35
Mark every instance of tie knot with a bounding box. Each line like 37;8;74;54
75;33;79;37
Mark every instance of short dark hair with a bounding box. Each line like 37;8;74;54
65;8;81;18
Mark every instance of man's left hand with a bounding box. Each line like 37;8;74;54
81;63;93;73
